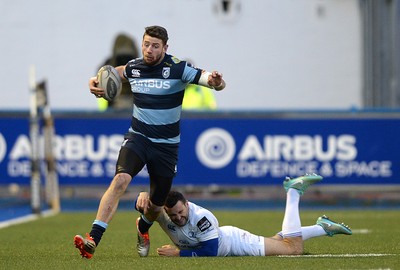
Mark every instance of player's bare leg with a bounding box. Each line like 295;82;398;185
264;174;322;256
95;173;132;222
74;172;132;258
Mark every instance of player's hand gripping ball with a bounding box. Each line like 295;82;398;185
96;65;122;101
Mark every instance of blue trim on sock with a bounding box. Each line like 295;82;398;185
282;232;302;238
93;220;108;229
141;214;153;225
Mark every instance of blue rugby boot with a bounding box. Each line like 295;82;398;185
283;173;323;195
316;215;352;237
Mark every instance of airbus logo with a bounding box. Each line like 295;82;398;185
131;79;171;89
195;128;236;169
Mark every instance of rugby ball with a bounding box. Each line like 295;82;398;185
97;65;122;101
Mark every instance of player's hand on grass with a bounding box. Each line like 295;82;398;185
89;76;105;98
157;245;180;257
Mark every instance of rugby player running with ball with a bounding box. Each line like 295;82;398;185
74;25;226;259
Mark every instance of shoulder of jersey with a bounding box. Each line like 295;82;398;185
127;57;143;67
170;55;182;64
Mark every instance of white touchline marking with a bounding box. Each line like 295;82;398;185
278;253;396;258
351;229;372;234
0;209;57;229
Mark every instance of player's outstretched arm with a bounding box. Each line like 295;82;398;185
198;70;226;91
208;71;226;91
157;239;219;257
157;245;180;257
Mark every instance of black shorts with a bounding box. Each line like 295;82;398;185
116;132;179;178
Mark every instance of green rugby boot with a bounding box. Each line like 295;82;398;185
316;215;352;237
283;173;323;195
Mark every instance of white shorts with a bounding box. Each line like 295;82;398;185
218;226;265;256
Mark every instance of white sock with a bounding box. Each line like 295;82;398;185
282;188;302;238
277;225;326;240
301;225;327;240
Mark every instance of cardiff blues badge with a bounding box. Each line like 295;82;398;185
162;67;170;79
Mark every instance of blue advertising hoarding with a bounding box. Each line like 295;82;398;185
0;113;398;186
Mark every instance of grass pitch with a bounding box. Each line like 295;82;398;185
0;209;398;270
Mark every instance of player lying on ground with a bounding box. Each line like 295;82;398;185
134;174;352;257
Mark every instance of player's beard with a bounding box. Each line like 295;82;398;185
144;53;163;66
173;215;188;227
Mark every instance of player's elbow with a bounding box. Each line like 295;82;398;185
192;247;217;257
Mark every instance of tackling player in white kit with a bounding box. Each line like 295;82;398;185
135;174;352;257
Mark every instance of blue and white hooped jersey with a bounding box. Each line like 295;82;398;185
124;54;202;144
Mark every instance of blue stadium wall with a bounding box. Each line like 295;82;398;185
0;111;399;186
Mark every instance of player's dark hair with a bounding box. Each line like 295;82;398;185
144;25;169;45
165;190;186;208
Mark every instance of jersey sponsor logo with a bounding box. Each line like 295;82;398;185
171;56;181;64
197;216;212;232
162;67;170;79
131;69;140;77
188;231;196;238
131;79;171;90
167;224;176;232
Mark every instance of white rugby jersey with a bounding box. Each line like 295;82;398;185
156;202;219;250
156;201;265;256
